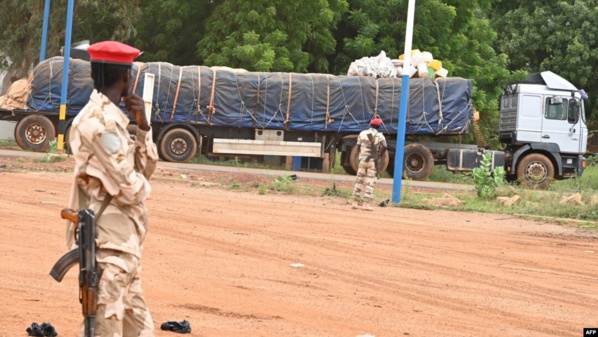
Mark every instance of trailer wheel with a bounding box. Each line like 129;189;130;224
386;155;396;177
516;153;554;189
344;144;390;176
340;151;356;175
159;128;197;162
15;115;56;152
349;145;360;174
64;125;73;154
403;143;434;180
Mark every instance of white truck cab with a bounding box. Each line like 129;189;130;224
499;71;587;187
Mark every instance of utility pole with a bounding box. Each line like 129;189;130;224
391;0;416;203
57;0;75;151
40;0;51;62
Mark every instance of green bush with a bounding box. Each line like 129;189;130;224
271;175;296;193
473;152;506;199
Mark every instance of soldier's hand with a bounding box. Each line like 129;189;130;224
124;94;150;131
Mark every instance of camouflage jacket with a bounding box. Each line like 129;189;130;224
357;128;387;161
66;90;158;258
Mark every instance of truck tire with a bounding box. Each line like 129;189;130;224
159;128;197;162
340;150;356;175
403;143;434;180
516;153;554;189
349;144;360;174
386;155;396;177
346;144;390;176
14;115;56;152
64;125;73;154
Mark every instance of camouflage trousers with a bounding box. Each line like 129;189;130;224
78;249;154;337
352;160;377;201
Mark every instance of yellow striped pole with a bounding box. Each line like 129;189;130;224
57;0;75;151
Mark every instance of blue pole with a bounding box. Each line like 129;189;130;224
40;0;51;62
58;0;75;151
392;0;416;203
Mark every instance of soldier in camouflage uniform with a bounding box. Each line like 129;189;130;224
66;41;157;337
352;118;387;211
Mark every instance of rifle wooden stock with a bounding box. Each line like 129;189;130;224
60;208;78;223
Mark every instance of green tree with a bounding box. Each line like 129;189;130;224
334;0;514;146
491;0;598;117
134;0;216;65
197;0;349;72
0;0;141;93
0;0;45;90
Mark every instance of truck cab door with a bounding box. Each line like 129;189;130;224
515;94;543;143
541;97;584;154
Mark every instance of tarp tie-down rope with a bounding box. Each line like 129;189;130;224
263;73;286;129
206;69;217;124
233;71;264;128
335;76;362;132
154;63;164;122
132;62;142;94
326;75;332;129
309;75;315;130
374;80;379;117
284;73;292;129
163;63;175;123
435;80;444;126
169;67;183;122
194;67;212;126
188;66;201;123
254;73;261;128
28;59;55;111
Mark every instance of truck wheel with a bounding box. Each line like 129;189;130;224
340;150;356;175
64;125;73;154
159;128;197;162
516;153;554;189
349;144;360;174
14;115;56;152
386;155;397;177
403;143;434;180
346;144;390;176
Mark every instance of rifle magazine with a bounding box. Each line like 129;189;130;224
49;249;79;282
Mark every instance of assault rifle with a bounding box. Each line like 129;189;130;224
50;209;98;337
366;133;381;178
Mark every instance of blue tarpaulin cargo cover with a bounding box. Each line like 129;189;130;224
28;57;473;135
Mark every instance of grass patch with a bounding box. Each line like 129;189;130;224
427;165;473;184
548;166;598;192
189;154;286;171
322;181;352;198
0;139;20;150
395;184;598;227
270;175;296;193
34;139;67;164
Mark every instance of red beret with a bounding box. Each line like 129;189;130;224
370;118;382;127
87;41;140;65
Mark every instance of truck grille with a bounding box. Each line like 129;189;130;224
499;109;517;132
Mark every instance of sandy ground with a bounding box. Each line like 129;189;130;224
0;156;597;337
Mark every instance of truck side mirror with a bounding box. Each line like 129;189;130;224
574;100;581;108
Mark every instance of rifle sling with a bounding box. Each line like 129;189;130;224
365;154;376;162
77;185;112;220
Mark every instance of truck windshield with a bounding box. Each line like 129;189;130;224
544;98;580;124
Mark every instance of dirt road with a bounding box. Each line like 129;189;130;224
0;167;596;337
